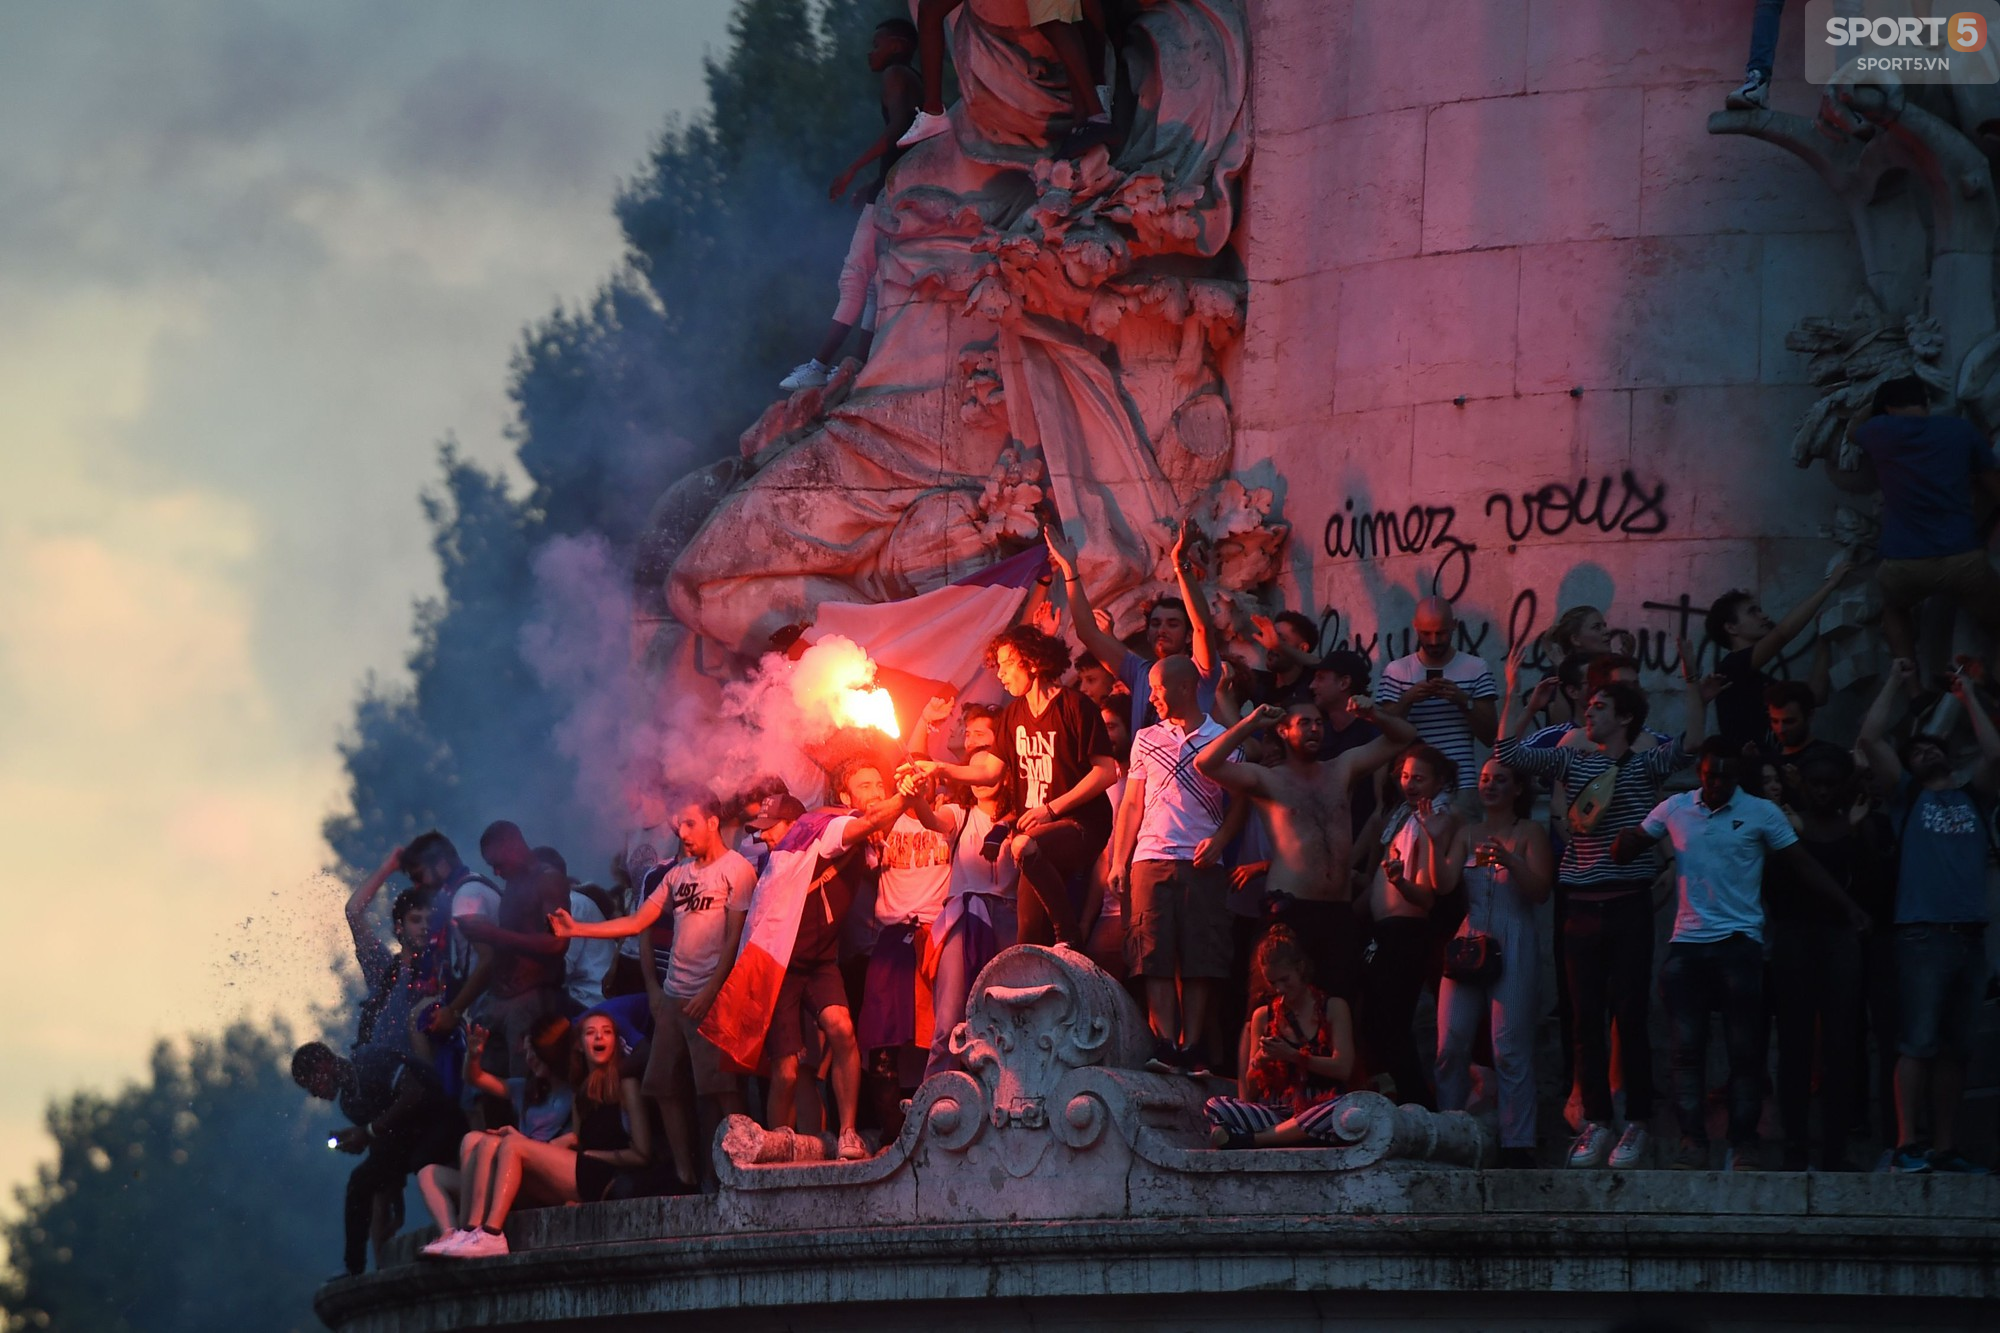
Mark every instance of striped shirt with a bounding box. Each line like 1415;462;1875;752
1495;734;1692;889
1129;713;1230;862
1377;650;1497;786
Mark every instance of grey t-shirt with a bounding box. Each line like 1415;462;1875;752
646;851;757;998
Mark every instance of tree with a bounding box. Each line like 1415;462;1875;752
325;0;894;882
1;1022;348;1333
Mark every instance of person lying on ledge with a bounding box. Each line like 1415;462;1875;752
1203;926;1354;1148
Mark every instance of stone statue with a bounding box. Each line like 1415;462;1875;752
1711;69;2000;681
658;0;1275;656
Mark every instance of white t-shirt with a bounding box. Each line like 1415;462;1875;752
1376;649;1498;786
446;875;502;984
563;891;614;1010
1644;789;1800;944
876;812;952;926
646;850;757;998
1129;713;1230;861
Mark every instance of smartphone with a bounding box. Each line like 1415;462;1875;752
1425;668;1444;681
326;1135;341;1150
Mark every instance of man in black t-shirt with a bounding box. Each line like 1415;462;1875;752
1702;559;1852;755
923;624;1119;947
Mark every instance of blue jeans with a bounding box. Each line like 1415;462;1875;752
1747;0;1786;78
1895;924;1989;1059
1660;933;1768;1147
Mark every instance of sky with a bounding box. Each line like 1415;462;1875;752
0;0;735;1209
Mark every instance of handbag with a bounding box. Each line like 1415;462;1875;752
1442;843;1505;986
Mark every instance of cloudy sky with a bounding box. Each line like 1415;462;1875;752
0;0;734;1205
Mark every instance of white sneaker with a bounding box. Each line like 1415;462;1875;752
778;358;830;391
1608;1123;1650;1170
419;1228;475;1258
1567;1121;1613;1168
1725;70;1769;111
452;1228;509;1260
897;109;951;148
838;1128;869;1161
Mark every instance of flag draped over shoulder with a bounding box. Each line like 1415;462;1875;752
698;808;846;1073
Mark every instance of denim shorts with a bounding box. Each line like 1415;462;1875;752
1894;924;1989;1059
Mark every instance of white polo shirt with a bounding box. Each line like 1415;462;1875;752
1129;713;1230;862
1642;789;1799;944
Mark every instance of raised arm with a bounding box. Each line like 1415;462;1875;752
345;846;404;926
1195;704;1283;796
1046;524;1131;674
549;889;667;942
1678;637;1712;751
1857;659;1912;793
460;1025;508;1103
1498;645;1564;748
1333;695;1419;777
899;769;955;835
920;750;1006;788
1170;521;1221;678
1954;671;2000;776
838;792;911;847
1751;556;1853;670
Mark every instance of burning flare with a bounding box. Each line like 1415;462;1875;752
790;635;900;740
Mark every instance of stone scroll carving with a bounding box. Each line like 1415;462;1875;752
657;0;1280;656
709;946;1491;1232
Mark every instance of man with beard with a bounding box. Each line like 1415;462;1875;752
1377;597;1499;794
1047;522;1224;736
1195;698;1417;1003
1858;660;2000;1174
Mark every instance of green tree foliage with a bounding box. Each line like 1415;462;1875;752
325;0;896;878
1;1022;347;1333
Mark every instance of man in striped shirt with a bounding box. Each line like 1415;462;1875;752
1496;650;1709;1171
1111;655;1232;1076
1377;597;1499;795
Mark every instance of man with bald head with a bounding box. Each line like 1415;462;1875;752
1110;655;1233;1074
1377;597;1499;795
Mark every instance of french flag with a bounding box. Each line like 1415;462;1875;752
698;547;1047;1071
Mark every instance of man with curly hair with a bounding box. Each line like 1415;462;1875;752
919;623;1119;948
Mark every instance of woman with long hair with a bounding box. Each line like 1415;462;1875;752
422;1011;650;1260
416;1016;575;1248
1434;758;1553;1167
1204;927;1355;1148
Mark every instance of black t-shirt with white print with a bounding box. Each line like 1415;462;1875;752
997;688;1116;844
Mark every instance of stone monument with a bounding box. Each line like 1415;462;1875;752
318;4;2000;1329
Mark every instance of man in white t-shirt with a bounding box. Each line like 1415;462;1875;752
1376;597;1498;791
551;794;756;1188
1110;655;1231;1076
1615;737;1868;1170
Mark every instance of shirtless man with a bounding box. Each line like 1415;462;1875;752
1196;700;1417;1002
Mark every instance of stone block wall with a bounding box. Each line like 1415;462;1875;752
1233;0;1867;686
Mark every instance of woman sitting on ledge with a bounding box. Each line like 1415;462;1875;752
421;1011;651;1259
415;1017;575;1251
1204;927;1355;1148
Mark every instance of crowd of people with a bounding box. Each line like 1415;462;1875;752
299;373;2000;1273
